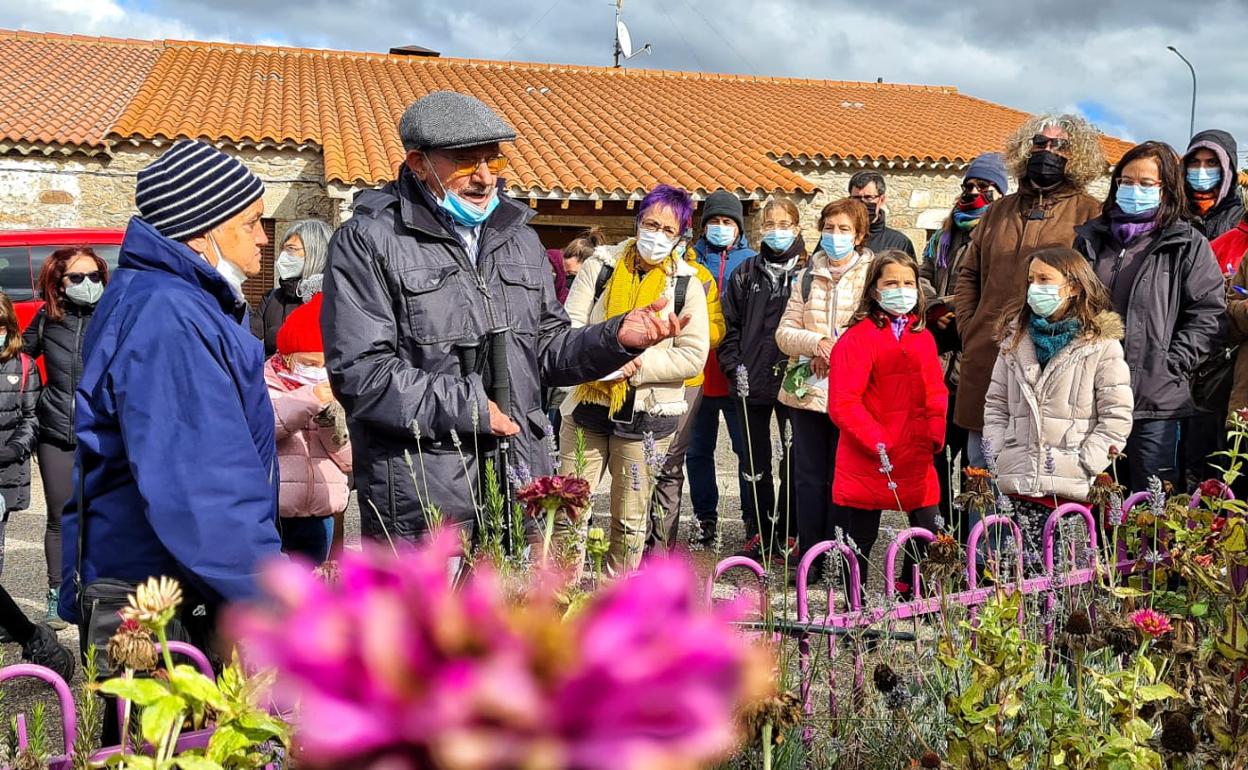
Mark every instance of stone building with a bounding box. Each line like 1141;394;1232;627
0;29;1129;306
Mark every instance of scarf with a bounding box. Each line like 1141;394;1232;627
1109;204;1159;246
1028;316;1081;368
826;250;861;283
759;235;805;286
926;204;988;269
889;314;909;340
574;240;676;415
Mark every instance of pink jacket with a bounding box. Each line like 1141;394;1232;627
264;359;353;518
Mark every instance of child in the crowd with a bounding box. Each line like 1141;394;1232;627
265;294;352;564
828;251;946;598
983;246;1133;526
0;292;40;578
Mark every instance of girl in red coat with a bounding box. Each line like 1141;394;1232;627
828;250;947;597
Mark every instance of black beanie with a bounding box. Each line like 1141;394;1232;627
700;190;745;234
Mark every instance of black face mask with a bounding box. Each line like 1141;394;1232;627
864;202;880;222
1026;151;1068;189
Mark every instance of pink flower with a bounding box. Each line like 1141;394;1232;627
1130;608;1173;639
227;531;769;770
1194;553;1214;568
517;474;592;522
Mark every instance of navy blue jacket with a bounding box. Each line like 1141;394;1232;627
60;217;282;621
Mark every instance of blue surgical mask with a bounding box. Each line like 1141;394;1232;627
878;287;918;316
426;160;500;227
705;223;736;248
762;229;796;253
1115;184;1162;216
1186;167;1221;192
1027;283;1065;318
820;232;855;260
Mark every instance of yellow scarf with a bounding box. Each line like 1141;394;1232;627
575;241;675;415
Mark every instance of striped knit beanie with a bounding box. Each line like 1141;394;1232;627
135;140;265;241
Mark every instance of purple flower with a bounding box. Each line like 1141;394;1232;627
629;462;641;492
1147;476;1166;520
1043;447;1056;476
642;431;666;477
887;481;898;491
981;437;999;476
734;364;750;398
876;443;894;474
227;535;770;770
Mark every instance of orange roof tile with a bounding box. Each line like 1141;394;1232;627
2;30;1135;195
0;31;161;152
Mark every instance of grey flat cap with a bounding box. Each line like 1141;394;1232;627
399;91;517;151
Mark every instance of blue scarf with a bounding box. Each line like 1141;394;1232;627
926;204;988;269
1028;316;1081;368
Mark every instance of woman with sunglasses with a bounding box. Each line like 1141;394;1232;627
1075;141;1224;492
953;114;1105;472
22;247;109;629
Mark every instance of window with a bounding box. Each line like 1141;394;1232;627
0;247;33;301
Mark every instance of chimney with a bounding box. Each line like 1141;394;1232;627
390;45;441;57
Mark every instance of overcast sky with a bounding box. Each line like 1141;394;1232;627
5;0;1245;163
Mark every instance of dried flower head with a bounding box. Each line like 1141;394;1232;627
872;663;900;694
313;560;341;586
106;618;158;672
737;690;801;746
1159;708;1197;754
1063;609;1093;636
918;750;942;768
1130;608;1173;639
120;575;183;629
876;444;894;474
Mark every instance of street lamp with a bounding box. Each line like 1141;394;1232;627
1167;45;1196;141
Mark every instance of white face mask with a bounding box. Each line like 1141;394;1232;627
291;362;329;385
207;235;248;299
636;229;677;264
65;277;105;306
275;250;305;281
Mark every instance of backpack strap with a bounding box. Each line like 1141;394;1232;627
674;275;691;316
592;264;615;306
18;353;29;393
801;270;815;303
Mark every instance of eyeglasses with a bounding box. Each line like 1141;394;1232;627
437;153;509;180
849;193;882;204
64;271;102;285
639;219;681;238
1031;135;1071;152
763;221;796;229
960;181;995;194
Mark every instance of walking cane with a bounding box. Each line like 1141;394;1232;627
488;326;518;556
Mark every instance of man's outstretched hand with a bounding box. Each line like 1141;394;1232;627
617;296;690;349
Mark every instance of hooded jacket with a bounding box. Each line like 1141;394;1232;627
251;278;305;357
1074;217;1225;419
322;168;635;541
693;235;756;397
953;182;1102;431
60;217;284;622
828;313;947;511
0;353;39;512
265;358;353;519
22;300;94;447
983;312;1134;501
1184;130;1245;241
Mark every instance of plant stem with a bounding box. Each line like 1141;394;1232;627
541;503;557;564
156;626;175;675
761;722;773;770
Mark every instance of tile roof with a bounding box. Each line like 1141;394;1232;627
1;30;1135;196
0;31;161;154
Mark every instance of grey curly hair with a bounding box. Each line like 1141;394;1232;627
1005;113;1107;191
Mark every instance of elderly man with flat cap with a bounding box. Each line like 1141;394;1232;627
324;91;689;543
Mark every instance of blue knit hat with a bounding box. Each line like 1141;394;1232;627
964;152;1009;196
135;141;265;241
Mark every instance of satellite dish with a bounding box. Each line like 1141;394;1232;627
617;20;633;59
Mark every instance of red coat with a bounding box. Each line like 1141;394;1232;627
1212;222;1248;277
828;315;948;511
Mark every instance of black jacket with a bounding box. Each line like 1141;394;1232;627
0;353;41;513
323;167;636;538
866;213;916;257
718;241;805;405
920;225;974;387
1075;217;1225;419
21;302;93;447
250;278;304;356
1185;129;1245;241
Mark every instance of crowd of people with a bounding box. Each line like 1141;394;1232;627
0;88;1241;686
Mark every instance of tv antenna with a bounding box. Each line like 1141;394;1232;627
613;0;652;68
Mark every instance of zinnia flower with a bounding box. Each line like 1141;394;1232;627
106;618;157;672
228;533;770;770
1130;608;1173;639
517;474;592;523
120;575;183;629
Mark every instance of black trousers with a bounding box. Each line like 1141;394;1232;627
738;402;793;548
934;392;970;539
831;504;941;603
791;408;838;569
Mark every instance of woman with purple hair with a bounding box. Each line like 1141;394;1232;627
556;185;714;573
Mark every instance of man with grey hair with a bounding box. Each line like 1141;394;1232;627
848;170;916;257
324;90;690;543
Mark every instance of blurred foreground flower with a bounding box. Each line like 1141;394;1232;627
228;531;771;770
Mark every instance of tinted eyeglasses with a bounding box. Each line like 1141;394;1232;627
64;271;102;285
960;180;996;194
437;153;510;180
1031;134;1071;152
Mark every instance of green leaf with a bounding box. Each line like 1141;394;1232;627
169;665;229;711
1136;683;1180;702
237;709;289;741
1189;602;1209;618
206;726;251;764
99;676;170;706
1109;586;1148;599
1125;717;1156;742
1215;606;1248;661
140;693;187;749
175;757;224;770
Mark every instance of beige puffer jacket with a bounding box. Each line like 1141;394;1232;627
774;248;874;412
983;311;1133;502
562;240;710;417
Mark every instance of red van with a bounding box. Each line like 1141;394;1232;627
0;229;124;330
